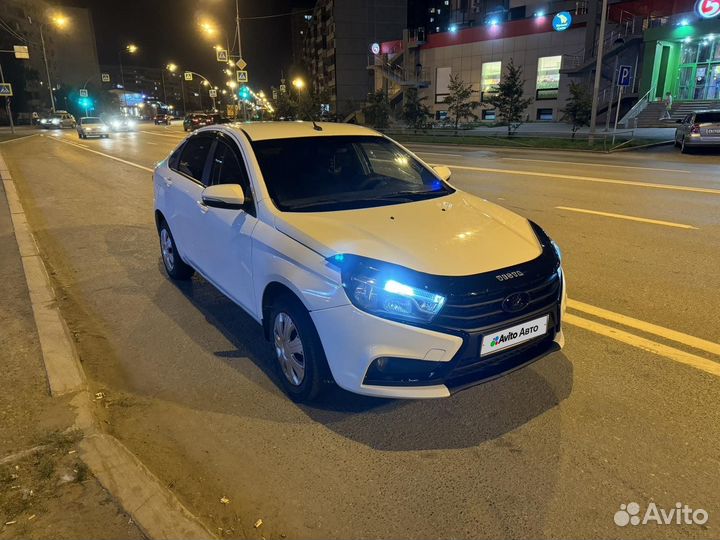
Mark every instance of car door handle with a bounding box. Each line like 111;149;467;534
196;200;209;214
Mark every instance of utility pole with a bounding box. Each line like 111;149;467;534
589;0;609;143
0;62;15;134
38;24;56;112
235;0;243;62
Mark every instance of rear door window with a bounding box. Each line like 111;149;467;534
176;136;214;184
695;112;720;124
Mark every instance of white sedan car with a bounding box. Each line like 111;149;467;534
153;122;566;401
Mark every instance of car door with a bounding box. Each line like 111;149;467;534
166;133;215;268
193;132;259;312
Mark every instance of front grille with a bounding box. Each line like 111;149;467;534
433;271;560;333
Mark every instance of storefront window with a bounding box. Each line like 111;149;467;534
680;42;698;64
481;61;501;101
536;56;562;99
713;41;720;61
697;40;713;63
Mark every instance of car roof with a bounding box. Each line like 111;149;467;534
693;109;720;114
224;121;380;141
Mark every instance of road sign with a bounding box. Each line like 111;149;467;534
0;83;12;96
370;42;380;55
236;58;247;70
279;84;286;94
184;72;193;81
13;45;29;59
272;89;278;100
209;89;217;98
237;70;248;83
101;73;111;83
618;65;632;86
696;0;720;18
552;11;573;31
79;88;88;97
216;49;228;62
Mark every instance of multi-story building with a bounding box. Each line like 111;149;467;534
374;0;720;126
302;0;407;117
2;0;100;113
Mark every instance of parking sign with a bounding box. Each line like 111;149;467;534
618;65;632;86
101;73;111;83
79;88;88;97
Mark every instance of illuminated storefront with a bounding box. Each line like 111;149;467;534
640;17;720;101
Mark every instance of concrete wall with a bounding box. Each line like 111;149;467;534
419;26;586;121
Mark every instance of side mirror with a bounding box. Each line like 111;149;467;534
201;184;245;210
433;165;452;181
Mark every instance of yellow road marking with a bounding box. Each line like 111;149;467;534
564;313;720;377
556;206;698;229
47;136;154;172
440;164;720;195
503;157;690;174
568;299;720;356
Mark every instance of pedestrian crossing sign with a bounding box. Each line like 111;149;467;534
237;70;248;83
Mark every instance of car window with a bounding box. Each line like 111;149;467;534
209;138;254;214
251;135;453;212
696;112;720;124
176;136;213;183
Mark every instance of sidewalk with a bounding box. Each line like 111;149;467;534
0;174;143;539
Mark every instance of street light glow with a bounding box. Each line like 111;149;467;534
51;14;69;28
166;63;177;72
126;44;138;54
199;20;217;36
292;77;305;90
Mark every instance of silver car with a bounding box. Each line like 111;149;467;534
77;117;110;139
674;110;720;153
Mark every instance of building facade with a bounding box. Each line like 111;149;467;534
302;0;407;117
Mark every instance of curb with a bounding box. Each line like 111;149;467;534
0;151;215;540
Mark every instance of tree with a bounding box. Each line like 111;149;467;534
402;87;431;129
484;59;533;136
443;74;478;129
362;90;390;129
560;82;592;138
272;90;298;120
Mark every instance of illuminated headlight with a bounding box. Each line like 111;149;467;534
111;121;120;129
336;255;446;323
100;125;108;131
127;120;136;128
51;119;60;125
40;119;48;124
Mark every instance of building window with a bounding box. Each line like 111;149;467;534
536;56;561;100
481;61;501;101
536;108;554;121
435;66;451;103
482;109;496;120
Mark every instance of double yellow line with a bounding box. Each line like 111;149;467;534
565;299;720;377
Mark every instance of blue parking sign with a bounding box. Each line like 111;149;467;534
618;65;632;86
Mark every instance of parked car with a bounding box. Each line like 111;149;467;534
106;115;138;132
675;110;720;153
183;113;210;131
153;122;566;402
154;113;172;125
39;111;76;129
76;117;110;139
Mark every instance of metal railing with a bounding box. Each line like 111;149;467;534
618;89;651;128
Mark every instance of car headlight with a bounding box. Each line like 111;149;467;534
51;119;60;125
40;119;48;124
333;255;446;323
111;121;120;128
127;121;136;128
551;239;562;262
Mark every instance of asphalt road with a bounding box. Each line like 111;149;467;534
2;125;719;539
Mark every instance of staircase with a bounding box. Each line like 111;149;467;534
634;100;720;127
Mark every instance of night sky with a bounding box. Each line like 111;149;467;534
57;0;315;92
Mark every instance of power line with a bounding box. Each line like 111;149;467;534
240;8;312;21
0;17;28;43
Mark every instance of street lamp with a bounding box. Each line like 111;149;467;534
166;63;186;114
35;12;71;112
119;43;139;110
292;78;305;91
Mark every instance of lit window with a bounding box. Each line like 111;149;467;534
445;0;450;4
481;61;501;100
536;56;562;99
430;17;434;22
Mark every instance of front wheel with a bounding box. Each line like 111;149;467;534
158;221;194;280
269;296;328;402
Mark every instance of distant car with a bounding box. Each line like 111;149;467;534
206;113;232;126
106;116;137;132
77;117;110;139
154;113;172;125
675;110;720;153
183;113;210;132
39;111;76;129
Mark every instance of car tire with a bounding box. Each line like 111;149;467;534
158;220;194;280
269;294;329;402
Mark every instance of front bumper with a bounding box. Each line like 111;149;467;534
311;271;566;399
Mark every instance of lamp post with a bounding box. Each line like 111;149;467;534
166;63;186;114
119;44;138;110
34;13;69;112
589;0;609;143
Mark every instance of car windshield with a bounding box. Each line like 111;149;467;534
696;112;720;124
82;118;102;124
251;135;454;212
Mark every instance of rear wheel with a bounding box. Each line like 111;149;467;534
269;295;328;402
158;220;194;280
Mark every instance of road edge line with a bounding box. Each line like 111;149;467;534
0;150;216;540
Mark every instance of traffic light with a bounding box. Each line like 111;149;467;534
78;97;92;108
239;86;250;101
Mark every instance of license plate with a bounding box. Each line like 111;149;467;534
706;129;720;135
480;315;549;356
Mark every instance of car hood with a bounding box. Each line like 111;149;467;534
274;191;542;276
